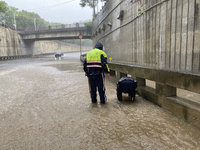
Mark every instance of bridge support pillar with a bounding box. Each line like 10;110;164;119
115;71;127;80
110;70;115;77
110;71;128;83
156;83;176;97
136;77;146;86
119;72;127;78
156;83;176;106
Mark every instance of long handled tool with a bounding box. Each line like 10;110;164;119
88;77;91;94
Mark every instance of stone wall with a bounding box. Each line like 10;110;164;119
0;25;91;58
0;26;27;57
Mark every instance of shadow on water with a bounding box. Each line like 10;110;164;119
45;63;82;72
87;95;138;113
117;94;138;105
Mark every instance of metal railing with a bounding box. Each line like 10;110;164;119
19;26;92;35
0;22;92;34
17;23;86;32
0;23;16;30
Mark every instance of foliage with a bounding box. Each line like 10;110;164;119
0;0;8;13
80;0;96;8
0;1;49;30
16;10;49;30
80;0;98;19
0;1;93;32
0;6;17;26
84;21;92;28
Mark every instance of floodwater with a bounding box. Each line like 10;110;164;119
0;52;200;150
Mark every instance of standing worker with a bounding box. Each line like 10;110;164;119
83;42;110;104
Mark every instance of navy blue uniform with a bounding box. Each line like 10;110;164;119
117;77;137;101
89;73;106;103
83;42;110;104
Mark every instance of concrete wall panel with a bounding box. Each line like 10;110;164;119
93;0;199;74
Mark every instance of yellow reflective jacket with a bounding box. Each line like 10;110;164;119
84;48;110;76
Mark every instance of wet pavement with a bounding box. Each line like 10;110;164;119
0;52;200;150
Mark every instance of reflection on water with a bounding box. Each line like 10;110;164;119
0;53;200;150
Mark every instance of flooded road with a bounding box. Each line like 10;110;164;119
0;52;200;150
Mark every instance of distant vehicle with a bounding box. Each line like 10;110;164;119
55;52;64;60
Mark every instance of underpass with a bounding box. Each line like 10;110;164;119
0;52;200;149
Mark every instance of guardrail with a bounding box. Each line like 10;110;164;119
19;26;92;35
17;23;90;31
0;55;32;61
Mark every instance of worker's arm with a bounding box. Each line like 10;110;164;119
101;54;110;79
83;58;88;76
101;55;110;74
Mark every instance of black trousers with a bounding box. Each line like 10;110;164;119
89;74;106;104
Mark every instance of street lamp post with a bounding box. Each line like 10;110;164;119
13;14;17;30
80;39;82;55
34;18;36;31
79;34;83;56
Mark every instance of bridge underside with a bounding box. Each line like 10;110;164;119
22;35;92;41
20;27;92;41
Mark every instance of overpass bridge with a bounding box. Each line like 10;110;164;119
19;26;92;41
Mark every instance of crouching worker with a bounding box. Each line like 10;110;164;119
117;77;137;101
83;42;110;104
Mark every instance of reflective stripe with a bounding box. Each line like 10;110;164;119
87;62;101;66
106;64;110;72
87;61;102;68
87;61;101;63
87;65;102;68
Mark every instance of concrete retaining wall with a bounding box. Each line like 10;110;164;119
0;26;27;57
32;41;90;55
93;0;200;74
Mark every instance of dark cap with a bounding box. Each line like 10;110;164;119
95;42;103;50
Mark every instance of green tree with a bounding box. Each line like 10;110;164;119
84;21;92;27
1;6;18;27
80;0;97;19
16;10;49;31
84;20;92;32
0;1;72;31
0;4;49;30
0;0;8;13
0;1;8;24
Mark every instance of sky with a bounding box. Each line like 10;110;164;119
4;0;93;24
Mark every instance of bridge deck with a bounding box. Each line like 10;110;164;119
19;26;92;40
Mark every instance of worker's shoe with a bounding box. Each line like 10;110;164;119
118;97;122;101
100;101;106;104
92;99;97;103
100;99;107;104
131;97;135;101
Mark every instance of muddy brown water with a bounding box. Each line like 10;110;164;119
0;53;200;150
